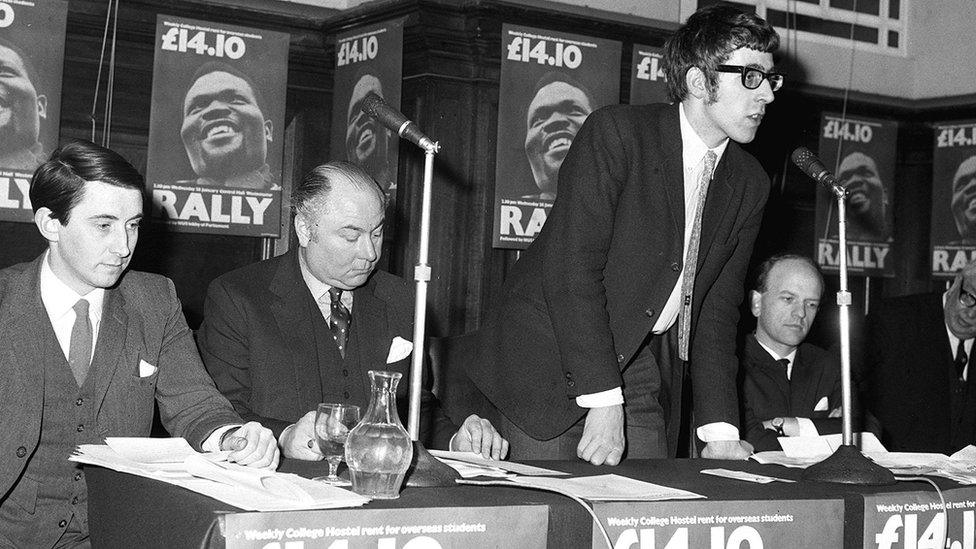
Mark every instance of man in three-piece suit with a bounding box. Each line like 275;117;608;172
197;161;508;460
468;5;781;463
867;259;976;453
739;255;852;452
0;140;278;548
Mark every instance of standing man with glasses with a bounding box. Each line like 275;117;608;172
867;258;976;453
469;5;781;463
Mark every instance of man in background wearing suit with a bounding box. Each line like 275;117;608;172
468;5;780;463
0;140;278;548
739;255;852;452
867;259;976;453
197;161;508;460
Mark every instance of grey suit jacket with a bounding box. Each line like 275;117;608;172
0;254;241;499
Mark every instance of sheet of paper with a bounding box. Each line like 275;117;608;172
429;450;569;477
511;474;704;501
71;441;369;511
105;437;199;463
779;432;887;458
700;468;795;484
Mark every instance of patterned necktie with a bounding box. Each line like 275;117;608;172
68;298;92;386
328;288;351;358
955;339;969;381
678;150;717;361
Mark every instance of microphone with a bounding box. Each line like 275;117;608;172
791;146;847;199
360;92;439;153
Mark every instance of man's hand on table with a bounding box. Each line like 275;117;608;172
450;414;510;460
221;421;281;469
578;404;625;466
701;440;753;460
278;410;324;461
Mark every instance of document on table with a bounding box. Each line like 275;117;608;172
71;438;369;511
509;474;704;501
429;450;569;478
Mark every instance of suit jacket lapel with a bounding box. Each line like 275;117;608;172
658;105;686;236
698;147;738;266
353;278;391;373
269;251;322;406
93;288;127;416
1;257;49;412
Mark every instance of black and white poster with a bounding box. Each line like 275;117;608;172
931;120;976;277
145;15;289;237
492;24;621;250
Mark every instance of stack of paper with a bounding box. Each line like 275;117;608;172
71;438;369;511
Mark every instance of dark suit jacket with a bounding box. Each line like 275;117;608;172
196;249;456;448
739;335;846;452
867;292;976;453
469;103;770;441
0;255;240;500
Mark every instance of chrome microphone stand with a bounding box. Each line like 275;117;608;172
801;186;894;484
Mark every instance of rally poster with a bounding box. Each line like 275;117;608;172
0;0;67;223
629;44;669;106
492;24;621;250
329;18;403;208
931;120;976;277
814;113;897;277
145;15;289;237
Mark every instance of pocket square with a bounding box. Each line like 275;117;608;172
387;336;413;364
813;396;829;412
139;359;158;378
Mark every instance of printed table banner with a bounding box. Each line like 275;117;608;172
863;485;976;549
492;24;621;249
629;44;668;106
931;120;976;277
145;15;289;237
0;0;68;222
814;113;898;277
223;504;548;549
595;498;843;548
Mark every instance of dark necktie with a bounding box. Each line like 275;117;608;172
955;339;969;381
778;358;791;381
328;288;350;358
68;299;92;386
678;150;717;361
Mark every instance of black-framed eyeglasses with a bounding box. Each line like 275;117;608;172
960;288;976;308
716;65;784;92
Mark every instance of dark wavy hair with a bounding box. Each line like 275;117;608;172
29;140;144;223
664;4;779;103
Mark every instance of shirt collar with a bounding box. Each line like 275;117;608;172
39;250;105;323
755;335;797;364
298;249;354;310
679;102;729;173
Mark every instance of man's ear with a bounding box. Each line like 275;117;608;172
686;66;710;101
37;94;48;120
749;290;762;318
34;207;61;243
264;120;273;143
294;213;311;247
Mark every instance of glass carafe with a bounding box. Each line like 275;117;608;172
344;370;413;499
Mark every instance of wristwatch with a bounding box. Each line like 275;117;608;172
771;417;785;436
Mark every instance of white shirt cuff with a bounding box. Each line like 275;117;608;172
203;424;241;452
696;421;740;443
795;417;818;437
575;387;624;408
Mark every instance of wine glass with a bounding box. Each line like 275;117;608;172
312;403;360;485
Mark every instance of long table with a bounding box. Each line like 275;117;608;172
86;457;965;548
